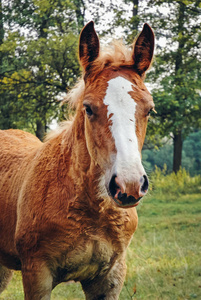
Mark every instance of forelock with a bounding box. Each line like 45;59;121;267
63;40;134;108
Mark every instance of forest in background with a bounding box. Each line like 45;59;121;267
0;0;201;174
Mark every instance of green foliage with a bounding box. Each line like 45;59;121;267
143;143;173;172
4;0;77;35
182;130;201;175
142;130;201;176
145;0;201;172
0;0;82;138
150;166;201;196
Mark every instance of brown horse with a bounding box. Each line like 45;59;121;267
0;21;154;299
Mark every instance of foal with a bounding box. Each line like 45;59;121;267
0;21;154;299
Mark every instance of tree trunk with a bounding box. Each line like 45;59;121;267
133;0;139;18
35;120;45;141
173;131;183;173
173;2;185;173
74;0;85;31
0;0;4;70
0;0;3;44
132;0;139;33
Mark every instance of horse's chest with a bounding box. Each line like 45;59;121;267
55;209;137;283
61;238;120;282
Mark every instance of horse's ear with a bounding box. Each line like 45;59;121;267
133;23;154;76
79;21;100;72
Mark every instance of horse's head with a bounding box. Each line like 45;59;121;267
79;21;155;208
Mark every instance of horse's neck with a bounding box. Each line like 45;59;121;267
46;114;132;225
58;112;94;184
61;113;106;204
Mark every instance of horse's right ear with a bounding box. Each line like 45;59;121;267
79;21;100;72
133;23;154;76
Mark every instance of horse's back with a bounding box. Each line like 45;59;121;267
0;129;42;264
0;129;42;151
0;129;42;173
0;129;42;194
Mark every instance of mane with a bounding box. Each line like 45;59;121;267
45;120;73;142
64;40;134;108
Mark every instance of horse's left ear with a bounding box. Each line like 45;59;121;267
133;23;154;76
79;21;100;72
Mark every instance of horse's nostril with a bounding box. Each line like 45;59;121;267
140;175;149;194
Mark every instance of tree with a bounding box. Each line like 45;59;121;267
0;0;83;139
0;0;4;67
121;0;140;43
142;129;201;176
145;0;201;172
182;130;201;175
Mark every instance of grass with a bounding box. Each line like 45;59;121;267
121;193;201;300
1;169;201;299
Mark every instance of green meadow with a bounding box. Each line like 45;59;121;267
1;169;201;300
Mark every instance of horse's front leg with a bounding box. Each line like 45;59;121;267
21;259;53;300
81;257;127;300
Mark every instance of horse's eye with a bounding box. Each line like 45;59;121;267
84;104;93;117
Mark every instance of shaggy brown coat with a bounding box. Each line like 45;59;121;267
0;21;154;300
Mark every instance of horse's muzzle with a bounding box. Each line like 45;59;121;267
108;174;149;208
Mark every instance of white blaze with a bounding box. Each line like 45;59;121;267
103;76;144;181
